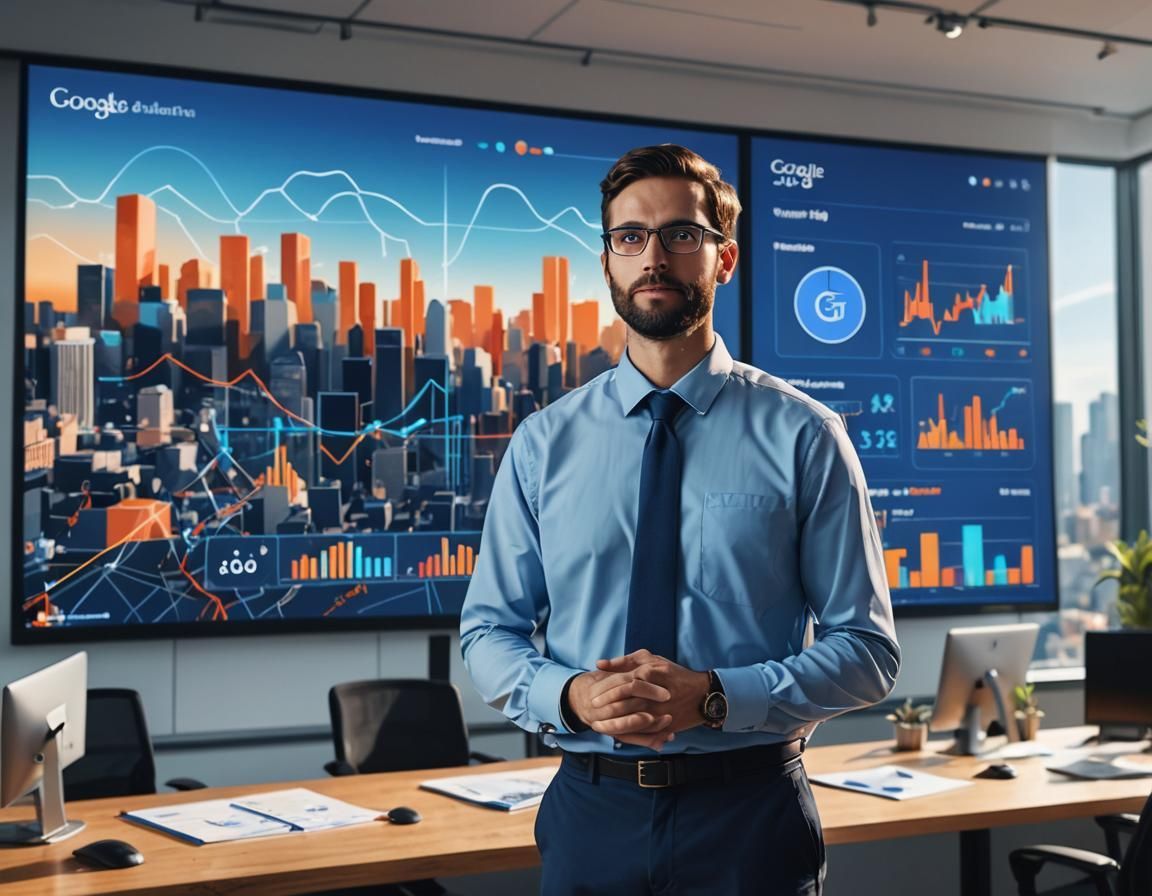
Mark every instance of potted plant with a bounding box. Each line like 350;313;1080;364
1013;683;1045;740
886;698;932;751
1095;529;1152;630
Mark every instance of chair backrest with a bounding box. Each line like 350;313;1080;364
328;679;471;774
62;688;156;801
1119;789;1152;896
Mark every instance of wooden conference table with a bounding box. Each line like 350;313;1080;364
0;726;1147;896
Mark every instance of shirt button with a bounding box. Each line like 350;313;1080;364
613;740;623;750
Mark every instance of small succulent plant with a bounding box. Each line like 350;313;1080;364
886;697;932;726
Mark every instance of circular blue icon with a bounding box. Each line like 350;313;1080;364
793;266;867;344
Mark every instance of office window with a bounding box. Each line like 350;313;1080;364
1038;162;1119;667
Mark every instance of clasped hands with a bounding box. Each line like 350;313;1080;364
566;649;711;751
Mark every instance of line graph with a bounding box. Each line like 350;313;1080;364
28;145;604;290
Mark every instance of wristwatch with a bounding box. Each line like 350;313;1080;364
700;669;728;730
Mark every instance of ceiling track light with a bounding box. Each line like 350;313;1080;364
930;13;966;39
1097;41;1118;60
866;4;877;27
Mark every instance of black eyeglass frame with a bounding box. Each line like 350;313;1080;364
600;224;729;256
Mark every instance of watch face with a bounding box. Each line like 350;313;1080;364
705;693;727;721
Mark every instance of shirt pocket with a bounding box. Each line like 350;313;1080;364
698;491;791;608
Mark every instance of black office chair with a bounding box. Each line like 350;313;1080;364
1009;790;1152;896
62;688;205;801
323;680;502;896
324;678;501;777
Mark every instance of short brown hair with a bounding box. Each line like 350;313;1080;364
600;144;742;240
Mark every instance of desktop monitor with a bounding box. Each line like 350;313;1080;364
1085;631;1152;740
0;652;88;845
929;623;1038;755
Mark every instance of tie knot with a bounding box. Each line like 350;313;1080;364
648;390;686;423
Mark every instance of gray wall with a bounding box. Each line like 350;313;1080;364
0;3;1130;892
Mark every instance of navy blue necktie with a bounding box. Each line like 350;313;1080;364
624;390;687;660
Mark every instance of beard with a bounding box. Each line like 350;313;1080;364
608;269;715;341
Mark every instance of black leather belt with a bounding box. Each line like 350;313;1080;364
563;740;805;789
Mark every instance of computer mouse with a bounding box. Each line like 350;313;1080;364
983;762;1018;780
385;806;422;825
72;839;144;869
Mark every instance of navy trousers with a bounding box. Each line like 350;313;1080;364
535;754;826;895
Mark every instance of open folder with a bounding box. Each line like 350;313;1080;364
121;788;382;844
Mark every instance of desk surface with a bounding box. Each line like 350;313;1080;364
0;726;1147;896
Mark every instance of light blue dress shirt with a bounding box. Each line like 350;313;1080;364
460;335;900;755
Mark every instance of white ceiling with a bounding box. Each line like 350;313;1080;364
166;0;1152;117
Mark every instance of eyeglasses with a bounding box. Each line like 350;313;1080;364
601;224;726;256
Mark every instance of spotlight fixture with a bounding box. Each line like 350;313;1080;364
934;13;966;39
866;4;877;27
1097;40;1117;60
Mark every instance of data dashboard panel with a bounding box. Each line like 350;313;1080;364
752;138;1055;612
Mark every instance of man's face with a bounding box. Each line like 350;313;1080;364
601;176;737;341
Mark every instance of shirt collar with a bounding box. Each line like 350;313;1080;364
612;333;733;417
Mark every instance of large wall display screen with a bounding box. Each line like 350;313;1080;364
18;63;740;640
752;137;1055;612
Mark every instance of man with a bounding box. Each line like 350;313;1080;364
461;144;899;895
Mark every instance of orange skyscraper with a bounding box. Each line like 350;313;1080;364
397;258;419;347
359;282;377;355
473;285;494;347
532;291;549;344
113;194;157;328
338;261;358;345
219;235;251;334
571;301;600;355
489;310;504;377
156;264;171;300
249;254;266;299
543;256;569;347
448;300;473;345
281;233;312;323
414;278;426;338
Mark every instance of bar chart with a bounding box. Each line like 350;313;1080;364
912;377;1035;470
416;537;477;578
287;540;394;582
871;479;1043;607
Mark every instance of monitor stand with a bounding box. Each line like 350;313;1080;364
947;668;1017;756
0;721;85;846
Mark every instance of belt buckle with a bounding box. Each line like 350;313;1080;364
637;760;672;789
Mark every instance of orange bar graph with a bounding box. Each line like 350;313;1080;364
310;557;318;579
919;532;940;588
291;559;299;579
416;539;478;578
265;445;303;502
1021;546;1034;585
918;392;1026;452
885;532;1035;591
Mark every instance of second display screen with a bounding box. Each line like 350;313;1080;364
751;137;1055;612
